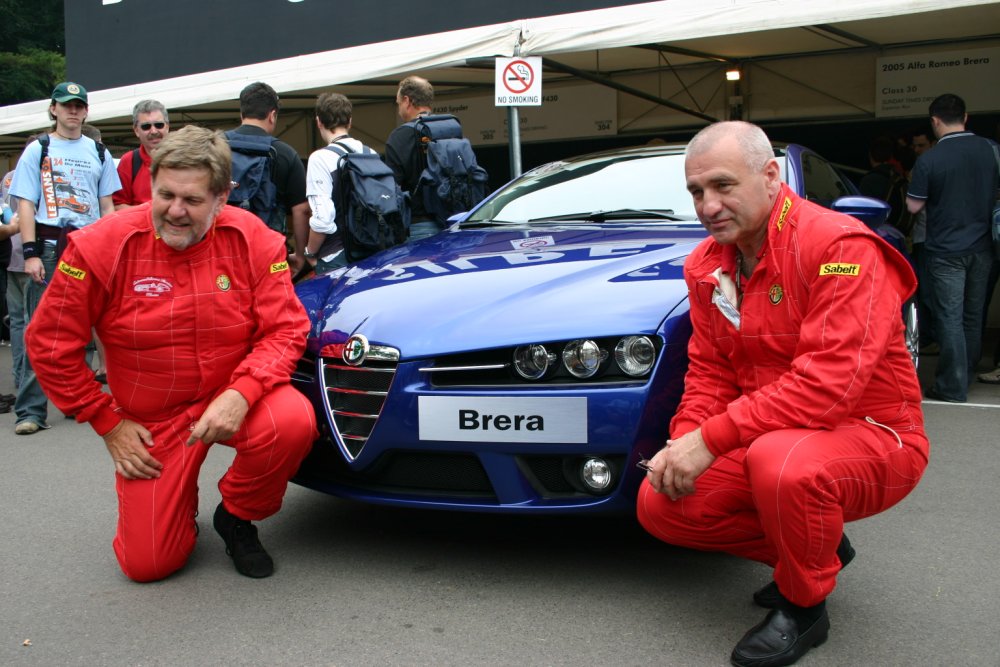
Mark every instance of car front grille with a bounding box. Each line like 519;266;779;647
320;355;397;460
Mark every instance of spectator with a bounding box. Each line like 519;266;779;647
385;75;438;240
230;82;309;273
859;135;912;235
303;92;365;273
908;127;938;353
114;99;170;208
8;82;120;435
906;93;999;402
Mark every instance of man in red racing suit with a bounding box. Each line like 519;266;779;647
636;122;929;667
26;126;317;582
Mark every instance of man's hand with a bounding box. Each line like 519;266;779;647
645;427;716;501
287;252;304;275
187;389;249;446
25;256;45;284
103;419;161;480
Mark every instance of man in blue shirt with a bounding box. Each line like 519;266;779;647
8;81;120;434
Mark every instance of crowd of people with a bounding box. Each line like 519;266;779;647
0;79;997;666
856;97;1000;397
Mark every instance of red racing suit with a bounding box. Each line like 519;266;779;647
637;184;929;606
26;204;317;581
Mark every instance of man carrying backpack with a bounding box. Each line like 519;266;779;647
385;76;488;241
305;93;409;272
9;81;121;435
114;99;170;209
228;82;309;272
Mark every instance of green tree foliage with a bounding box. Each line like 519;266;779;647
0;50;66;105
0;0;66;105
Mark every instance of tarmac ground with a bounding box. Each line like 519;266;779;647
0;335;998;666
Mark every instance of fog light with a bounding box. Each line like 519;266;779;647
581;457;612;491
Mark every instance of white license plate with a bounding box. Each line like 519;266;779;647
418;396;587;443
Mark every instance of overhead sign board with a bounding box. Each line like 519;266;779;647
875;47;1000;118
495;57;543;106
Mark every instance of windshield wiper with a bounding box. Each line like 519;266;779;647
459;219;524;227
527;208;678;222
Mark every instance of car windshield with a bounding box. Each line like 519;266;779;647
464;150;698;224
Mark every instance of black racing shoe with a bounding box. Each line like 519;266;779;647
753;534;855;609
213;502;274;578
731;605;830;667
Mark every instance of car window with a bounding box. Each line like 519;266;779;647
800;152;852;207
466;152;696;223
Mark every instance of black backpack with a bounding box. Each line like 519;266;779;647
411;114;488;224
327;141;410;263
224;130;282;232
38;133;106;167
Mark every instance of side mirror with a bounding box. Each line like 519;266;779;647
830;195;890;229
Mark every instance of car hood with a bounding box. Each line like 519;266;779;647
298;224;705;359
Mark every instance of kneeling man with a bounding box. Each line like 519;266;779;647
27;126;316;582
637;121;929;666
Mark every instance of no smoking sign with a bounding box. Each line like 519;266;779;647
495;57;542;106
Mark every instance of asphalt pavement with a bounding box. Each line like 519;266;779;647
1;342;998;666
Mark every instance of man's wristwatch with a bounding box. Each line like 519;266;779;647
303;249;318;260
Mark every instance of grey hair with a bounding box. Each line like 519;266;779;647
132;99;169;126
686;121;774;171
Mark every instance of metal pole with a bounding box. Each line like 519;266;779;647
507;105;522;179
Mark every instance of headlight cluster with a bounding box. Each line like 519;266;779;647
512;335;656;381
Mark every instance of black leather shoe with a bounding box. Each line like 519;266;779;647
213;503;274;578
731;607;830;667
753;534;855;609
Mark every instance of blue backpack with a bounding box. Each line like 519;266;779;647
224;130;282;232
327;141;410;263
412;115;489;224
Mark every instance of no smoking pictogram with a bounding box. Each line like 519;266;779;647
495;56;542;106
503;60;534;94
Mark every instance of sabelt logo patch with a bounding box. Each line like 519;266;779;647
819;263;862;277
132;276;173;296
270;261;289;274
58;261;86;280
775;197;792;231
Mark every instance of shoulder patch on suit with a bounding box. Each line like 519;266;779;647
775;197;792;231
819;262;861;277
58;261;86;280
269;261;289;274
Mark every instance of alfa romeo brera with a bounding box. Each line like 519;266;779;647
290;144;914;513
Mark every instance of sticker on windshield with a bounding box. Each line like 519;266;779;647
510;236;555;250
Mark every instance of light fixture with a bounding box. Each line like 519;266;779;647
726;69;741;82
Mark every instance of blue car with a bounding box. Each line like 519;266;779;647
291;143;914;514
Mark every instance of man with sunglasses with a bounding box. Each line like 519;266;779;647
114;99;170;209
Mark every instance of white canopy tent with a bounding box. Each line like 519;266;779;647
1;0;998;155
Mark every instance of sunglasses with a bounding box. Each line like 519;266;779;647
138;121;166;131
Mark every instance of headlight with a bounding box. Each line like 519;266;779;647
614;335;656;376
512;344;556;380
562;339;607;378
